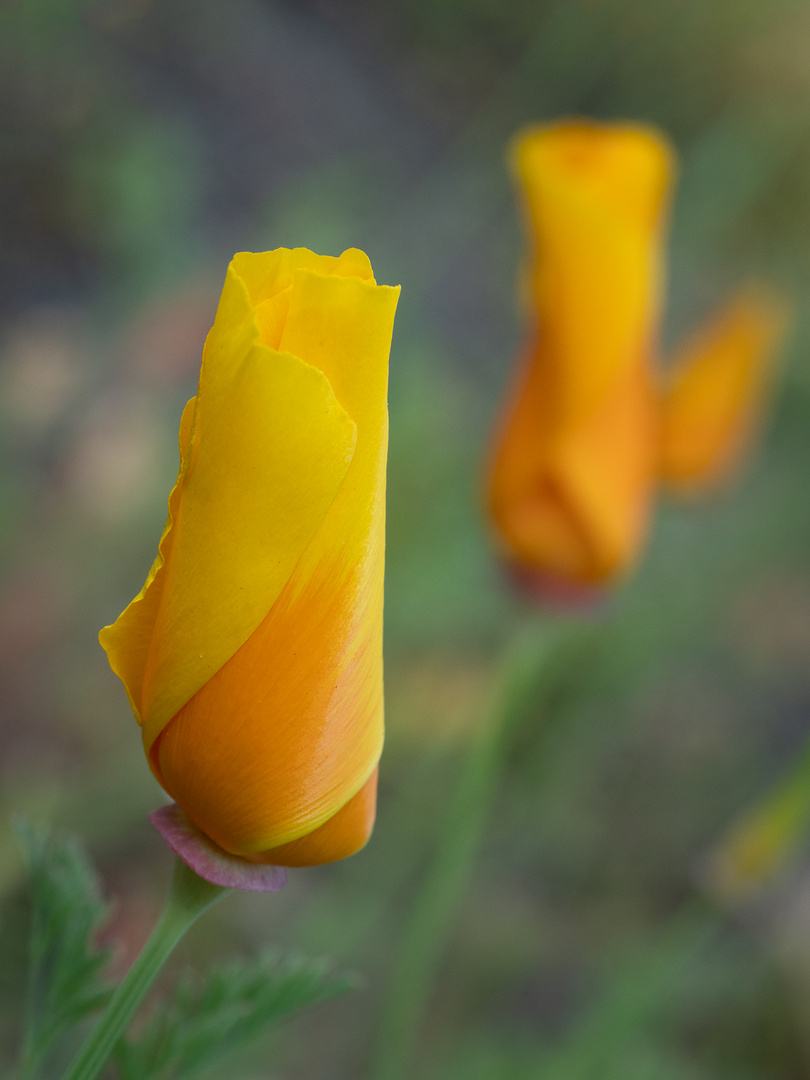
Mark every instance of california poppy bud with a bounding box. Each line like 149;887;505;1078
101;248;400;869
488;119;788;595
488;120;674;589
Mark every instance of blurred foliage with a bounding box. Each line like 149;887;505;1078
14;822;113;1080
113;949;354;1080
7;825;351;1080
2;0;810;1077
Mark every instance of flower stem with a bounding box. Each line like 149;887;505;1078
61;857;229;1080
370;621;583;1080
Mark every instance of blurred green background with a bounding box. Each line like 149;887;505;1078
2;0;810;1077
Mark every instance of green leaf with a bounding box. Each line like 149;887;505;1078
113;948;356;1080
15;820;113;1080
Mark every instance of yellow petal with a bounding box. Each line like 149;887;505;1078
510;120;674;428
232;246;375;309
99;395;197;720
100;257;359;751
152;266;400;855
660;286;789;493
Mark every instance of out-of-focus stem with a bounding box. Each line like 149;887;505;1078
370;621;582;1080
60;858;228;1080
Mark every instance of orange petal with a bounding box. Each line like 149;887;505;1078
152;270;399;856
153;525;386;855
660;286;789;494
255;768;378;868
489;335;658;585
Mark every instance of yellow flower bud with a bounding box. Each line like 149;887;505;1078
101;248;400;867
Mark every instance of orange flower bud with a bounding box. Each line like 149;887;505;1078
488;120;674;587
101;248;400;868
488;119;788;592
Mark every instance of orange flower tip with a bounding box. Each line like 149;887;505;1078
503;560;609;613
149;803;287;892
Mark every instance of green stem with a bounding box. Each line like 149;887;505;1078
60;858;228;1080
370;621;583;1080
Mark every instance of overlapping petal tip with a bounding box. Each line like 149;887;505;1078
100;247;399;868
255;767;379;868
660;286;790;494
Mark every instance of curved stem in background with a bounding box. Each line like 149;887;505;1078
60;858;228;1080
369;620;585;1080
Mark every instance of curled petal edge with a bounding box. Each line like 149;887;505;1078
149;803;287;892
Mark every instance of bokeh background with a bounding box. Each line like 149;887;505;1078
2;0;810;1077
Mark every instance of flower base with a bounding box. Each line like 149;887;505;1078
150;804;287;892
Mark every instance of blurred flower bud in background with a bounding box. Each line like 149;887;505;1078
487;121;672;592
487;119;790;598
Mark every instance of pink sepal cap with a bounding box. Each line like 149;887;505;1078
149;803;287;893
